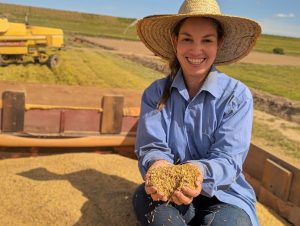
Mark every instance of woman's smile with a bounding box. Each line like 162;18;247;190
186;57;206;65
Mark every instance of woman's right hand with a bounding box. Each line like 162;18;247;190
144;160;172;202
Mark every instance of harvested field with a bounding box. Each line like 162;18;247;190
0;153;291;226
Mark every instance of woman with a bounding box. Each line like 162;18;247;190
133;0;261;225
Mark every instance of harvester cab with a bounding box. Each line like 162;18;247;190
0;18;64;68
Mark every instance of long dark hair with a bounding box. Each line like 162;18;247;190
156;17;224;111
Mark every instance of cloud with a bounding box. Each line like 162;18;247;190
275;13;295;18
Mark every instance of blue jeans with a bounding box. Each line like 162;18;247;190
132;184;252;226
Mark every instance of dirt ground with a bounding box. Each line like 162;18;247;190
0;153;291;226
0;80;142;108
252;109;300;168
254;110;300;144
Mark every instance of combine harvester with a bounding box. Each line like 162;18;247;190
0;18;64;68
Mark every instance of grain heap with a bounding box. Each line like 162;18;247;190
0;153;291;225
149;164;201;198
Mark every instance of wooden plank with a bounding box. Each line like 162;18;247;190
244;144;268;181
245;143;300;206
262;158;293;201
63;109;101;132
121;116;138;133
246;172;300;226
24;109;61;133
0;134;135;147
59;111;66;133
1;91;25;132
0;109;2;131
100;95;124;134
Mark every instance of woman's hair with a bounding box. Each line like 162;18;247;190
156;17;224;111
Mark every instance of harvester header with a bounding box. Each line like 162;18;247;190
0;18;64;68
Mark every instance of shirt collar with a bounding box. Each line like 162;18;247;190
171;66;223;100
171;68;190;101
201;66;223;98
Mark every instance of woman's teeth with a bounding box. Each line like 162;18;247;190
187;57;205;64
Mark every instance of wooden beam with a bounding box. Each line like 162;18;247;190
1;91;25;132
0;134;135;147
262;158;293;201
100;95;124;134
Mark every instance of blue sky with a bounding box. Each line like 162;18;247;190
1;0;300;38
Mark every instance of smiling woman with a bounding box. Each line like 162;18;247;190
133;0;262;225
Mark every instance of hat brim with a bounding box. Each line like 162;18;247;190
137;14;261;65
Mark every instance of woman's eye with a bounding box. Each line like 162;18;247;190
181;38;192;42
203;39;212;43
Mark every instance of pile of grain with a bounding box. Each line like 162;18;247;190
149;164;200;198
0;153;291;226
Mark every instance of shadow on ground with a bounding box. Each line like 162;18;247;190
18;167;139;226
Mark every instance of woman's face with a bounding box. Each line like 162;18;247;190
173;17;219;79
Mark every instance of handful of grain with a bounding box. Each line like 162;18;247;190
149;164;201;199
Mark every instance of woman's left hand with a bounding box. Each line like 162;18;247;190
171;168;203;205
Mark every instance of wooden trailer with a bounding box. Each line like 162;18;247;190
0;90;299;225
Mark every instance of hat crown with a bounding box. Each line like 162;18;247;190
178;0;221;15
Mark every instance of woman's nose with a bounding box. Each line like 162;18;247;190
190;42;203;54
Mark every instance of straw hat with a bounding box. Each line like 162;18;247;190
137;0;261;65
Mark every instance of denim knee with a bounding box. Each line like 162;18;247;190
132;184;194;226
197;203;252;226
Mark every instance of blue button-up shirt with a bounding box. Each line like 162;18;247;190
135;66;259;226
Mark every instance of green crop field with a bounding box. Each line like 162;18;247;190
254;34;300;56
218;63;300;101
0;3;137;40
0;47;163;89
